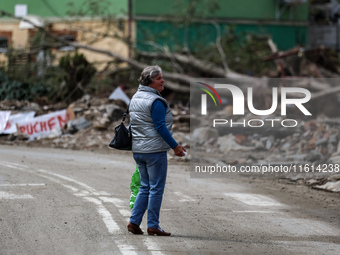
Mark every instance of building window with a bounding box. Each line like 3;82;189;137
59;35;76;51
0;37;8;53
0;32;11;53
50;30;77;52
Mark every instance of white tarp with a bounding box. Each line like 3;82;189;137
0;111;11;133
16;109;67;139
2;111;35;134
109;86;130;105
19;15;45;29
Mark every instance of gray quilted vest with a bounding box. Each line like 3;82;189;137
129;85;174;153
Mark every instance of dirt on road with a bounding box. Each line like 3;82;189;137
1;145;340;254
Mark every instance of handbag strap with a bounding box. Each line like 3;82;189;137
121;104;129;123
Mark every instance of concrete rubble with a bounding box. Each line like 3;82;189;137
191;107;340;193
1;95;340;192
0;95;191;160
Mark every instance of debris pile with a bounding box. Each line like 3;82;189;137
0;95;191;157
191;107;340;192
2;92;340;192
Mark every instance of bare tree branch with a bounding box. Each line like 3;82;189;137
311;85;340;101
209;20;229;75
0;9;332;94
145;41;185;74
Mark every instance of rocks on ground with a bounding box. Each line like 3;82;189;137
2;95;340;192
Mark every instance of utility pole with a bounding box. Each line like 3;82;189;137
128;0;132;58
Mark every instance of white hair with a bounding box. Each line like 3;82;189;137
138;65;162;85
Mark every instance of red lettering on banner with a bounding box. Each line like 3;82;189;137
33;122;39;133
26;124;33;135
40;121;47;131
12;111;66;137
5;122;11;130
19;126;25;134
57;115;67;127
47;117;56;130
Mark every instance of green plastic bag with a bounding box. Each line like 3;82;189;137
129;165;141;209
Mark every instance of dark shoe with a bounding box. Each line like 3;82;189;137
147;227;171;236
127;222;144;235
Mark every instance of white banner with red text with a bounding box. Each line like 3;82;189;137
16;110;67;139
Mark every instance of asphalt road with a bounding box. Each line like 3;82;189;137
0;145;339;255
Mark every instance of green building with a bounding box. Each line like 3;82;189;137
0;0;308;54
132;0;309;52
0;0;127;18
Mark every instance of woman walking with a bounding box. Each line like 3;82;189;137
127;65;186;236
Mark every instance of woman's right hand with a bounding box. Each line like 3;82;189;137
173;145;187;157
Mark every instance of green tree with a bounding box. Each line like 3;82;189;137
58;52;96;102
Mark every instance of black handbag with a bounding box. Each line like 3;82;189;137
109;106;132;150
